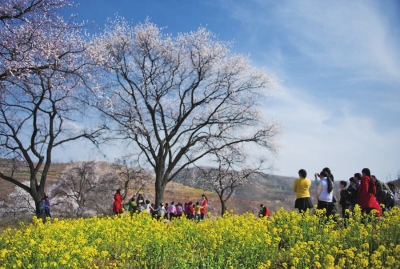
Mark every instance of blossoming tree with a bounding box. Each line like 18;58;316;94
0;0;70;86
0;0;106;215
50;161;120;217
89;18;281;205
112;155;154;201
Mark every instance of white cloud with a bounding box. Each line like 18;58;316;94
283;1;400;81
217;0;400;181
261;85;400;182
223;0;400;84
53;0;400;184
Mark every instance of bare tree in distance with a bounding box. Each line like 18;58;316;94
193;146;265;216
51;161;120;217
89;18;282;206
112;155;154;201
0;0;107;216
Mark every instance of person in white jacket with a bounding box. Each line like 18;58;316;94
316;171;334;217
153;203;166;219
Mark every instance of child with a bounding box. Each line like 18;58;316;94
194;201;203;222
347;177;358;211
187;201;195;220
125;197;137;216
339;180;349;218
137;203;144;212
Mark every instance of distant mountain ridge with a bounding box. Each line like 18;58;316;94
172;166;314;213
1;160;398;217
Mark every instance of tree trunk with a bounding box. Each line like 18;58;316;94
155;177;167;206
33;188;46;217
35;200;41;217
220;197;226;216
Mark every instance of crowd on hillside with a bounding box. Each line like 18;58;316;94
110;167;396;221
113;191;210;221
293;167;397;218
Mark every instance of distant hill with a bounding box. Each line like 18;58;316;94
1;160;307;216
7;160;396;217
0;161;73;203
172;167;318;214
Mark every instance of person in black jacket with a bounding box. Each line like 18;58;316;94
372;175;395;212
339;181;350;218
347;177;358;211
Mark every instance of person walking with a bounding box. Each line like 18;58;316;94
153;202;166;220
113;189;122;215
143;199;154;215
194;201;203;222
167;202;177;220
126;197;138;216
358;168;381;216
136;194;145;206
200;194;208;220
187;201;195;220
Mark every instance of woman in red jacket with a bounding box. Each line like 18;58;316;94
113;189;122;214
200;194;208;220
358;168;381;216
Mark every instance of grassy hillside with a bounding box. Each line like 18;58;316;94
1;160;302;215
172;167;317;213
0;161;71;203
2;160;398;217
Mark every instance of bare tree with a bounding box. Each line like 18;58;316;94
0;0;106;216
89;18;281;205
194;146;264;215
112;155;153;201
51;161;120;217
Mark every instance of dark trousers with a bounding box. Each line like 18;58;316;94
317;201;334;217
341;204;350;218
45;208;51;218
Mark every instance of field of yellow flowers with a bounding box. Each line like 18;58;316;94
1;206;400;269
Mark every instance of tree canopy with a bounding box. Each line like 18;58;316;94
89;18;281;205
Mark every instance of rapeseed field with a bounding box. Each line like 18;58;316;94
0;206;399;268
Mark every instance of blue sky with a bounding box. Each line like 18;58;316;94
59;0;400;182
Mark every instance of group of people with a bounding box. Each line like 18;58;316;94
38;195;52;221
113;190;209;221
294;167;396;218
113;167;396;220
